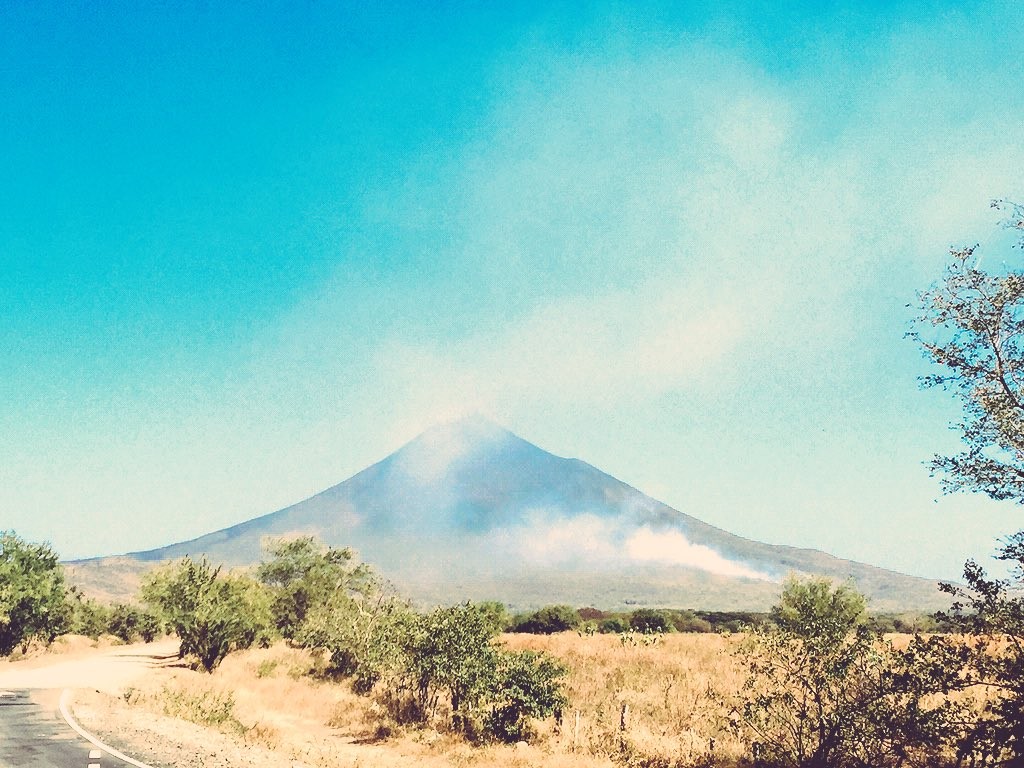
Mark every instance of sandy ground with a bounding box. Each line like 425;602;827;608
0;638;180;693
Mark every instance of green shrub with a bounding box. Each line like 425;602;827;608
141;557;273;672
405;602;501;730
297;587;412;691
512;605;581;634
738;576;955;768
159;684;241;730
257;537;376;641
486;650;568;743
65;590;111;640
108;602;161;643
345;601;570;743
475;601;512;633
629;608;671;634
673;616;713;633
255;659;279;678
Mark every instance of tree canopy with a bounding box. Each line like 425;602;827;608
910;200;1024;503
769;574;866;645
141;556;271;672
256;536;375;640
0;531;68;655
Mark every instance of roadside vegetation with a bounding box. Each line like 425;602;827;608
6;203;1024;765
4;530;1024;766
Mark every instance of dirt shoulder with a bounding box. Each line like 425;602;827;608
69;689;291;768
0;640;326;768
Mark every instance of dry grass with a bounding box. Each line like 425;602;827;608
114;633;748;768
504;632;746;766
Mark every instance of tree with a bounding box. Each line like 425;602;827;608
0;532;69;655
928;566;1024;764
107;602;161;643
737;576;952;768
298;585;412;691
268;539;410;691
769;575;866;642
64;587;111;640
257;536;376;641
912;201;1024;764
141;556;271;672
909;199;1024;503
405;602;502;733
391;602;568;742
475;600;512;633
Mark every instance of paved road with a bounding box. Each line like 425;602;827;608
0;688;132;768
0;641;179;768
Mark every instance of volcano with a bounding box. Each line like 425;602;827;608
68;416;946;611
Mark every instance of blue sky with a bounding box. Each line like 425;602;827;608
2;1;1023;579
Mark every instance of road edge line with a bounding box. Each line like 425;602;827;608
58;688;157;768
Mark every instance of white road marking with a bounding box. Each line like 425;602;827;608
89;763;101;767
90;749;103;758
58;689;156;768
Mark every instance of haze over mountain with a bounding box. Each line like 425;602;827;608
69;417;946;611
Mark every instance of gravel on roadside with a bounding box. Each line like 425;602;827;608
68;689;315;768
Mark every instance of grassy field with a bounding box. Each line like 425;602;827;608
112;632;749;768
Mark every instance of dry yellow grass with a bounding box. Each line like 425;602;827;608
116;632;748;768
504;632;746;766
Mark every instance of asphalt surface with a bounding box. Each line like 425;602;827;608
0;688;122;768
0;640;181;767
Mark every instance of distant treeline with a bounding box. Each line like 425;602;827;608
504;604;953;635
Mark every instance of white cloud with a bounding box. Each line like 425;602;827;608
374;284;748;426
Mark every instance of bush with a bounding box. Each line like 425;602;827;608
629;608;671;634
158;683;241;730
257;537;376;641
323;600;573;743
512;605;582;634
925;540;1024;764
486;650;568;743
108;602;161;643
65;589;111;640
672;614;713;633
475;601;512;633
738;576;954;768
294;577;411;691
598;616;629;634
404;603;501;730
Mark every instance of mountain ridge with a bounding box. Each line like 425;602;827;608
68;416;947;611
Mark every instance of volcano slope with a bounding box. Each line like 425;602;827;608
68;417;947;612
